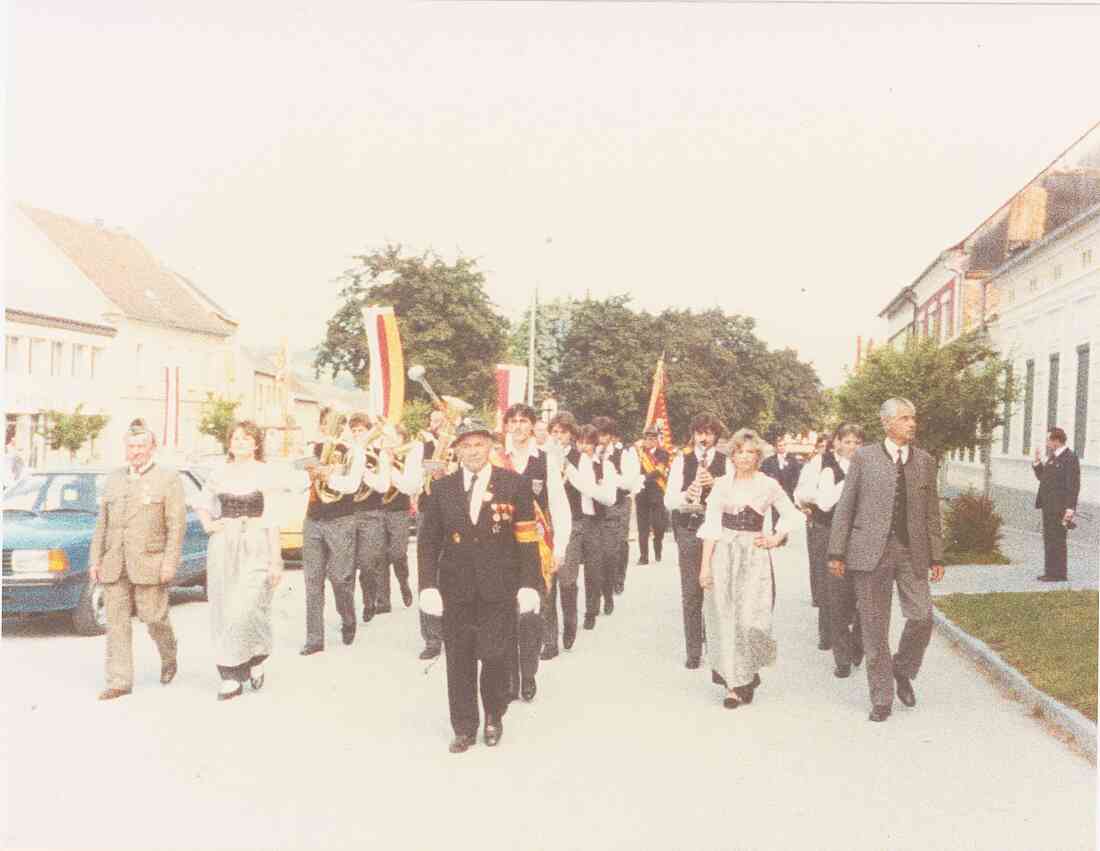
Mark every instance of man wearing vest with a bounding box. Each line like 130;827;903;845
561;423;619;636
635;427;670;565
348;414;395;625
373;423;421;614
664;413;726;669
498;404;571;701
541;412;581;652
812;423;865;677
301;411;367;655
593;417;640;605
828;398;945;722
89;421;185;700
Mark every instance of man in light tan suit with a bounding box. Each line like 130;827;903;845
89;422;186;700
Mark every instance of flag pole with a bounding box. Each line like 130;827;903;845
526;284;537;406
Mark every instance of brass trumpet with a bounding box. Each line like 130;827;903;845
313;408;353;504
407;364;469;495
351;420;399;503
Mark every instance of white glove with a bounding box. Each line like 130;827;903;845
419;588;443;617
517;587;541;615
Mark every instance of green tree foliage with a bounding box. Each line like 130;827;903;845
314;245;509;409
507;297;576;403
762;348;826;441
38;405;109;461
833;330;1015;461
199;394;241;453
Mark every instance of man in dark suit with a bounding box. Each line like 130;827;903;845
760;435;803;502
417;419;542;754
1033;426;1081;582
828;398;945;723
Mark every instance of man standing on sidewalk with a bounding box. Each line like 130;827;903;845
1033;426;1081;582
828;398;945;723
89;422;185;700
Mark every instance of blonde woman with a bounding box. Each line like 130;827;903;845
698;429;805;708
196;421;284;701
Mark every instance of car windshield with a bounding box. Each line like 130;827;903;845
2;473;105;514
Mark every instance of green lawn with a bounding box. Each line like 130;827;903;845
942;550;1011;566
936;590;1098;721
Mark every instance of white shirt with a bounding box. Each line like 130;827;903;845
815;455;851;513
664;446;716;512
793;454;824;508
389;441;424;497
883;438;910;466
325;444;367;495
696;472;805;541
462;464;493;525
565;452;617;515
511;440;572;558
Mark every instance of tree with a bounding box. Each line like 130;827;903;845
832;330;1016;463
37;405;109;461
507;297;577;403
762;348;826;440
314;245;510;410
199;394;241;453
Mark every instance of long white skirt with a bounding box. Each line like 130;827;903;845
208;518;276;668
703;531;776;688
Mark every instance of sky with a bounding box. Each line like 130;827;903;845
4;1;1099;388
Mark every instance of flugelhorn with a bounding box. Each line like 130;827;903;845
407;364;470;494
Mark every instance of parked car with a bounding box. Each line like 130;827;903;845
2;467;210;635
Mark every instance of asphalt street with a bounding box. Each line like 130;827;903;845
2;535;1096;851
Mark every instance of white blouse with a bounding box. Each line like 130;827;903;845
194;460;301;530
697;472;805;541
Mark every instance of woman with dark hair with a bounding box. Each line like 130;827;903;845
698;428;804;708
816;422;865;678
195;420;284;700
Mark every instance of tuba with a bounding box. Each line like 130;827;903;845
407;365;470;495
312;409;353;504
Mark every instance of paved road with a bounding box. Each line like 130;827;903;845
3;536;1096;851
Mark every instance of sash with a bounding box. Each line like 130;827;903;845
493;447;555;591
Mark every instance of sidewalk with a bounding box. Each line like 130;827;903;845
932;526;1098;596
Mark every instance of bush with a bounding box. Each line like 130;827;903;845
944;490;1006;561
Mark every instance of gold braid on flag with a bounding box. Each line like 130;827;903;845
532;502;554;591
639;448;669;493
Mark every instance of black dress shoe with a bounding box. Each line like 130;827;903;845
869;705;892;722
98;687;132;701
818;638;832;651
583;614;597;630
614;581;624;595
160;661;177;686
540;645;559;661
375;603;392;615
342;624;357;645
851;649;864;668
563;622;577;649
834;664;852;678
217;683;244;702
895;674;916;707
685;656;701;670
299;644;324;656
362;606;374;623
449;733;477;754
603;597;614;615
712;670;727;686
399;580;414;608
521;677;537;702
419;645;441;661
653;548;663;562
484;718;503;747
723;696;742;709
637;556;649;566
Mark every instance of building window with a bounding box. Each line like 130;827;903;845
1001;364;1013;454
967;446;975;463
1047;353;1060;432
945;297;955;338
5;336;21;374
1022;359;1035;455
29;339;48;377
932;304;942;342
50;341;64;377
90;348;102;380
1076;344;1090;458
71;345;86;379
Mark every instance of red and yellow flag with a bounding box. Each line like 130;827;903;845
364;305;405;425
644;354;673;452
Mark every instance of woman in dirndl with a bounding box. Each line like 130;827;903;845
195;420;284;701
698;428;805;709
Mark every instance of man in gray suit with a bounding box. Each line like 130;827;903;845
828;398;944;722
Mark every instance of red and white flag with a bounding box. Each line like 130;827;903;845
495;364;528;431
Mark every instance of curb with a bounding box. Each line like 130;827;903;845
933;606;1097;763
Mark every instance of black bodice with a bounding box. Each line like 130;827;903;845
218;491;265;518
721;506;764;532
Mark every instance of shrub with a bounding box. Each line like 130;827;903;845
944;490;1005;559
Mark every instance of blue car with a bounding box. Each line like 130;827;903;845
2;468;210;635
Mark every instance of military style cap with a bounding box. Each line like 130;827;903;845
453;417;493;444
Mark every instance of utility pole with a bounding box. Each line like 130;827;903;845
527;285;537;406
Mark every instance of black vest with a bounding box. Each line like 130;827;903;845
884;444;911;546
675;449;727;528
810;451;845;527
307;442;358;521
564;448;606;520
605;446;629;507
513;447;550;517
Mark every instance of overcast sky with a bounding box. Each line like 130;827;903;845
5;1;1098;387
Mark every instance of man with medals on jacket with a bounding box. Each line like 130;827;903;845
635;427;670;565
664;413;727;670
494;404;571;703
417;418;542;753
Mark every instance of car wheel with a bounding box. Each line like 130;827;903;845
72;580;108;636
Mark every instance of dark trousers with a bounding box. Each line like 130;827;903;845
506;608;544;691
826;570;863;669
542;575;579;648
806;523;832;646
674;523;704;661
600;505;629;602
303;514;357;648
373;510;412;608
353;509;386;612
853;536;934;708
443;604;507;736
1041;508;1069;579
636;492;667;561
